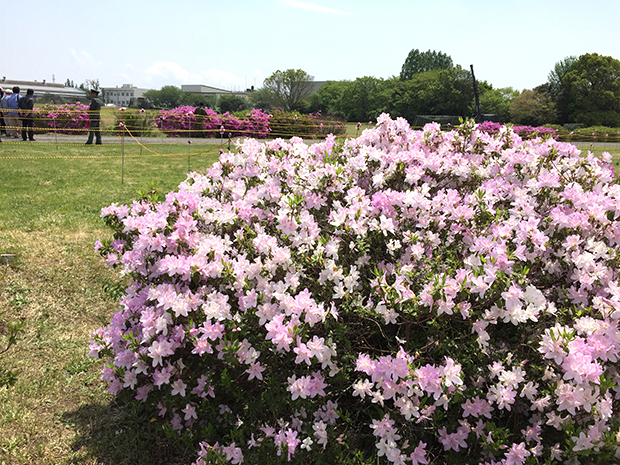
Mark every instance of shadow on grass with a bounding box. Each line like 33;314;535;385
61;396;197;465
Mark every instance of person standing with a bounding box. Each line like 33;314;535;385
19;89;35;141
85;89;103;145
193;102;207;137
6;86;21;138
0;87;6;136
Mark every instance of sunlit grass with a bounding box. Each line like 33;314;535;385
0;141;219;465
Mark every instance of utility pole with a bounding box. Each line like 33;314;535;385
470;64;482;122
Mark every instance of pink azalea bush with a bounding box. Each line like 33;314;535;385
156;107;271;138
478;121;557;139
91;115;620;464
36;102;90;134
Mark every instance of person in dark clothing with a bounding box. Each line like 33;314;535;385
193;102;207;138
19;89;36;141
0;87;6;137
85;89;103;145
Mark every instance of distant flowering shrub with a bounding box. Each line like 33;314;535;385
92;116;620;465
156;107;271;138
269;111;346;139
479;121;557;139
510;125;557;139
156;107;344;140
115;109;157;137
35;102;90;134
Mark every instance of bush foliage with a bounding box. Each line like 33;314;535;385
35;102;90;135
155;106;271;139
92;115;620;465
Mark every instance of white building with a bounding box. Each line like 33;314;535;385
102;84;150;106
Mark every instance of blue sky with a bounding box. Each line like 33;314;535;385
3;0;619;92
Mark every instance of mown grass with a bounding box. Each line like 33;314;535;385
0;136;618;465
0;141;220;465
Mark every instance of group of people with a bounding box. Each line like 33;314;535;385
0;86;35;142
0;87;104;144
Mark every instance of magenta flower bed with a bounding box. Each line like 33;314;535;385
35;102;90;135
156;107;344;139
92;116;620;465
478;120;557;139
156;106;271;138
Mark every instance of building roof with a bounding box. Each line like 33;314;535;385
101;84;150;93
182;84;233;95
0;79;86;100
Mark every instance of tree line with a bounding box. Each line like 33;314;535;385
140;49;620;128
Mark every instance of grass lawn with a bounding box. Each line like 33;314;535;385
0;136;618;465
0;141;220;465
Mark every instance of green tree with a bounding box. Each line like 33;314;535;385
316;80;350;118
546;55;577;124
181;92;212;108
218;95;250;113
509;88;557;126
306;92;323;114
548;55;578;92
563;53;620;126
262;69;314;112
144;86;185;108
400;49;453;81
338;77;397;122
249;87;276;112
393;66;473;123
479;86;520;123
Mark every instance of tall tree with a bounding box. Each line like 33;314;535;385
262;69;314;112
144;86;185;108
393;66;473;123
563;53;620;126
546;56;577;124
80;78;101;100
338;77;396;122
249;87;277;112
317;80;350;118
479;86;520;123
80;78;100;91
548;56;578;92
509;89;557;126
400;49;453;81
218;95;249;113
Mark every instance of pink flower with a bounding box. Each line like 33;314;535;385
504;442;530;465
182;403;197;421
246;362;266;381
171;379;187;396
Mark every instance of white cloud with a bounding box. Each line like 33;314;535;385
281;0;351;15
69;48;103;68
146;61;202;83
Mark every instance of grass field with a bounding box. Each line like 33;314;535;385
0;141;220;465
0;137;619;465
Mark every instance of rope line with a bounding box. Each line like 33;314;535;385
0;125;229;160
120;125;228;159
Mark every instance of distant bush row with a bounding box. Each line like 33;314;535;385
21;103;620;142
154;107;345;139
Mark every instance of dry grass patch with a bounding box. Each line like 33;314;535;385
0;228;114;463
0;228;196;464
